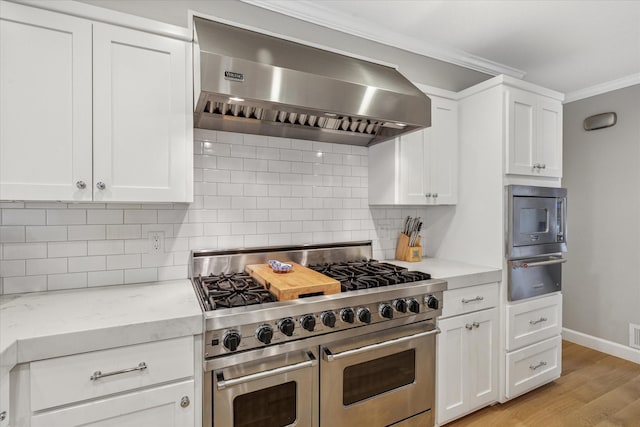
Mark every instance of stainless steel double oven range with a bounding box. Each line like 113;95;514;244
507;185;568;301
190;241;446;427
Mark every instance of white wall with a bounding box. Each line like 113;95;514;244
562;84;640;347
0;130;430;294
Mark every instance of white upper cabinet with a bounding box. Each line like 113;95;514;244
505;87;562;178
369;94;458;205
0;2;193;202
0;2;93;201
93;23;191;202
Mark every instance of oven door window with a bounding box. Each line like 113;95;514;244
233;381;297;427
343;349;415;406
519;208;548;233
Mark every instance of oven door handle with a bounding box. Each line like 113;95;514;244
512;257;567;268
322;328;440;362
216;351;317;390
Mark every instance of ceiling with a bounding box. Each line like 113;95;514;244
245;0;640;96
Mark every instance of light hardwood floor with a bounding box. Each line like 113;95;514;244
446;341;640;427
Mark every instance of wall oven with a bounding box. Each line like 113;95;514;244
507;185;567;301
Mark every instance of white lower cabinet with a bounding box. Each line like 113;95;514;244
436;307;499;425
31;380;194;427
505;335;561;399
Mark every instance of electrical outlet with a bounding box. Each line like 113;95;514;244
148;231;164;254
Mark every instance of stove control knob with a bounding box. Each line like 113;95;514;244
393;299;408;313
223;330;241;352
278;317;296;336
256;325;274;345
321;311;337;328
358;307;372;324
379;304;394;319
300;314;316;332
341;308;355;324
407;298;420;314
425;295;439;310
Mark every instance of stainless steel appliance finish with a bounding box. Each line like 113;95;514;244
507;185;568;301
507;185;567;259
192;241;446;427
193;17;431;146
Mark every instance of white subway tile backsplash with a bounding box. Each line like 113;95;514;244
1;260;25;277
242;134;267;146
217;131;243;144
88;270;124;287
88;240;124;256
257;172;280;184
68;225;106;241
48;241;87;257
159;209;188;223
232;197;257;209
218;209;245;222
231;222;256;235
124;210;157;224
48;272;87;291
174;223;203;237
268;137;291;149
230;144;257;158
187;210;217;223
124;239;147;254
47;209;86;225
218;183;244;195
124;268;158;284
157;265;188;281
106;225;141;240
217;157;244;170
256;147;280;161
26;258;67;275
230;171;257;184
203;141;231;156
26;226;67;242
204;222;231;236
3;209;46;225
141;253;173;268
204;196;231;210
0;226;25;243
268;185;291;197
244;234;269;247
4;275;46;294
68;256;106;272
106;254;141;270
3;243;47;259
202;169;230;183
87;209;123;224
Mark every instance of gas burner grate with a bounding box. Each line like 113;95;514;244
197;273;275;309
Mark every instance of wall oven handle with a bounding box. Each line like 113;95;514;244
322;328;440;362
216;351;317;390
512;257;567;268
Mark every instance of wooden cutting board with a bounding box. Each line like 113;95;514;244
245;262;341;301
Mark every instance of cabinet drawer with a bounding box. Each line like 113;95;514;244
441;282;499;318
505;335;561;399
31;336;194;411
506;293;562;351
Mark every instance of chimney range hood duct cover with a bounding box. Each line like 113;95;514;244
193;17;431;146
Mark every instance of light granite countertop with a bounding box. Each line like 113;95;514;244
0;279;203;409
384;257;502;290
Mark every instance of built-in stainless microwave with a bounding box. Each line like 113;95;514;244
507;185;567;301
507;185;567;259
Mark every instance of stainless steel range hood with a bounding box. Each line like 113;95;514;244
193;17;430;146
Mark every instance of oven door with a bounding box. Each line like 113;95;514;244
320;322;438;427
512;196;559;247
508;256;565;301
210;350;318;427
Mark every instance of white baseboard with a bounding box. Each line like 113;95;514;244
562;327;640;364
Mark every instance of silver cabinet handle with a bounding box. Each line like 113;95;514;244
180;396;190;408
465;324;473;330
0;411;6;421
541;164;546;169
529;361;548;370
533;163;540;169
529;317;548;325
513;257;566;268
473;321;480;328
461;296;484;304
76;180;87;189
90;362;147;381
425;193;431;198
323;328;440;362
96;182;106;190
216;351;316;390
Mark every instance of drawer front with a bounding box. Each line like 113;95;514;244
505;335;561;399
441;282;499;318
31;335;194;411
506;293;562;351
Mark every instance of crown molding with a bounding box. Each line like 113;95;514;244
564;73;640;103
241;0;526;79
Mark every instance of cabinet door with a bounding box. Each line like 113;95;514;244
398;129;429;204
31;380;194;427
536;97;562;177
505;88;537;175
93;23;191;202
436;315;468;425
0;2;92;201
466;308;499;411
429;98;458;205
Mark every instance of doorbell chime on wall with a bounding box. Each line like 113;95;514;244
583;112;617;131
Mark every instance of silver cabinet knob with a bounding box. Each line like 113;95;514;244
76;181;87;190
96;182;106;190
432;193;438;198
425;193;431;198
180;396;190;408
465;324;473;330
0;411;6;421
473;321;480;328
541;164;546;169
533;163;539;169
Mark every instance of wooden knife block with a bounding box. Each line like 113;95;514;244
395;233;422;262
